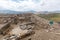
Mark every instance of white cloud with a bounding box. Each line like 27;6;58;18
0;0;60;11
40;0;60;11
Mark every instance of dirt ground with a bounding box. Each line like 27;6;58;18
0;14;60;40
21;28;60;40
0;24;60;40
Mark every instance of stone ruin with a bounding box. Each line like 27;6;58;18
0;13;59;40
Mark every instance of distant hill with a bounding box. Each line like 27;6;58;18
0;10;36;14
0;10;21;14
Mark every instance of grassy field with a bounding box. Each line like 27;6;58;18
38;13;60;22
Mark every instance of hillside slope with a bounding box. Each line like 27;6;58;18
38;13;60;22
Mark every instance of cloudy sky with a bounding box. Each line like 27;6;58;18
0;0;60;11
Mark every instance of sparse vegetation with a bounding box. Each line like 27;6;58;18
38;13;60;22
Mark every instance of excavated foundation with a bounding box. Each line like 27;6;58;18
0;13;60;40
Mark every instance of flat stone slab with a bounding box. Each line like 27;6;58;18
0;24;7;30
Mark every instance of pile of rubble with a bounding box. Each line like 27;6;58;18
0;13;59;40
